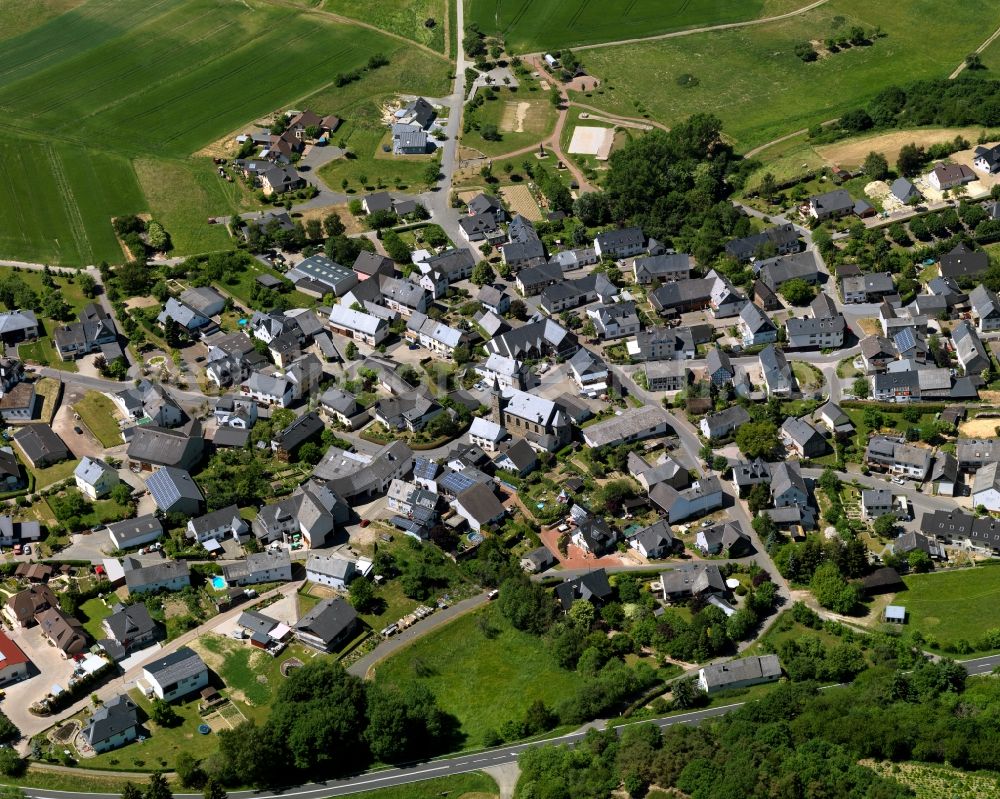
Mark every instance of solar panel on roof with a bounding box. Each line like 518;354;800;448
439;471;476;494
894;328;916;352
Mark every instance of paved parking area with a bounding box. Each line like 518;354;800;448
4;625;78;737
60;530;113;563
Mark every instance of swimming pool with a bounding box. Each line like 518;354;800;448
210;576;227;590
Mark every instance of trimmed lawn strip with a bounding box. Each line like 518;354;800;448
27;457;79;489
374;609;579;748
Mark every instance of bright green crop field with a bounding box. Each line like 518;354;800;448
0;0;449;265
572;0;990;149
466;0;806;52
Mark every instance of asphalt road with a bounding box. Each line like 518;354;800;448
21;654;1000;799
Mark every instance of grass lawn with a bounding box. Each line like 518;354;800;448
332;774;499;799
359;578;421;631
214;260;315;311
318;125;442;195
35;377;61;423
463;88;558;157
134;158;257;257
0;267;92;315
791;361;823;392
73;391;122;448
27;457;79;489
374;609;579;748
78;596;113;640
571;0;987;149
893;565;1000;652
467;0;805;52
323;0;447;52
45;491;131;530
85;689;220;771
18;336;76;372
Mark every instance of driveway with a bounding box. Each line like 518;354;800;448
51;392;109;460
59;530;113;563
4;625;79;738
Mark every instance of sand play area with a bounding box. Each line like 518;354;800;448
501;101;530;132
569;125;615;160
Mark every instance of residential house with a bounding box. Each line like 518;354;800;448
706;348;735;386
459;212;503;243
738;302;777;346
294;597;358;652
759;344;794;396
324;440;413;500
37;607;87;656
696;521;752;557
0;381;35;423
808;189;854;220
178;286;225;318
627;520;679;559
0;310;38;344
953;320;990;376
632;253;693;284
974;143;1000;174
453;483;506;532
0;632;28;685
421;248;475;286
781;417;827;458
392;124;427;155
373;387;443;433
491;387;572;451
771;461;809;508
650;477;724;523
724;224;801;262
271;411;323;461
520;546;556;573
628;325;702;361
570;511;619;556
973;462;1000;511
145;467;203;516
125;421;204;471
842;272;896;304
222;550;293;586
956;438;1000;470
700;406;750;439
940;242;989;280
327;305;389;345
894;531;946;561
306;554;357;590
588;302;641;341
568;348;609;390
501;215;547;270
157;297;210;334
494;438;537;476
890;177;921;204
186;505;248;544
0;448;24;493
80;693;140;753
515;262;564;295
142;647;208;702
467;193;508;221
927;163;975;191
478;285;511;315
970;285;1000;333
859;335;897;373
107;515;164;551
113;382;183;427
731;458;770;495
406;312;467;357
554;570;613;611
865;436;932;481
477;353;527;390
707;270;746;318
757;251;820;291
698;655;781;694
13;424;69;468
74;456;119;500
286;255;358;298
550;246;599;272
539;273;600;314
241;371;293;408
581;405;670;449
0;517;40;549
353;251;395;282
4;584;55;628
593;227;646;259
861;488;894;520
54;304;118;361
931;452;958;497
123;558;191;596
469;417;507;453
101;604;157;657
252;483;345;549
645;361;688;392
319;388;368;430
815;401;855;439
659;563;727;601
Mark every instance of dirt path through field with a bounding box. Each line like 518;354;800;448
950;24;1000;79
816;128;986;169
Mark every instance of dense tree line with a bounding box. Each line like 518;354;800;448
515;650;988;799
207;659;456;787
582;115;757;263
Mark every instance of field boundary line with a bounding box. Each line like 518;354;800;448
45;144;92;263
259;0;450;61
950;24;1000;79
523;0;832;54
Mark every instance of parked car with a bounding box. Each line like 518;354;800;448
73;426;83;435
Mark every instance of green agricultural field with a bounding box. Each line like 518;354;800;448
323;0;447;52
375;608;578;747
0;0;86;42
572;0;988;149
467;0;806;53
893;565;1000;652
0;139;146;265
0;0;450;265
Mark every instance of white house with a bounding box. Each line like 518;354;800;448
328;305;389;345
141;647;208;702
74;456;119;500
972;462;1000;512
469;417;506;452
306;554;356;589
